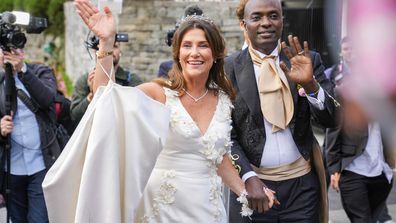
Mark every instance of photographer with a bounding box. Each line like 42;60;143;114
0;48;60;223
70;39;143;126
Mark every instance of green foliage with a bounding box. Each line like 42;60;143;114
0;0;72;95
47;0;65;37
25;0;50;18
0;0;14;12
12;0;25;11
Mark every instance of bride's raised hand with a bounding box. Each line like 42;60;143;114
74;0;116;45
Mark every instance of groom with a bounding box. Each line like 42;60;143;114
225;0;338;222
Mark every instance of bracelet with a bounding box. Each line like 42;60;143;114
237;189;253;218
96;50;113;59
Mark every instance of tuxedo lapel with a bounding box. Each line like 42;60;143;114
234;49;263;124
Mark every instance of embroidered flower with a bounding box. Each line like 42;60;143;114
237;189;254;218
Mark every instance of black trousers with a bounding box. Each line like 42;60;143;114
229;171;320;223
339;170;392;223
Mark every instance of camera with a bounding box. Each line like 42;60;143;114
85;33;129;50
0;11;47;51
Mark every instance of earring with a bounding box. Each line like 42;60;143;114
214;60;217;64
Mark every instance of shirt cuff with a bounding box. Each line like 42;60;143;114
306;87;325;110
242;171;257;182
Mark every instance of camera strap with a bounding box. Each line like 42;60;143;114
16;88;39;113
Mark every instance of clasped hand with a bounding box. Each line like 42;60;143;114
246;176;280;213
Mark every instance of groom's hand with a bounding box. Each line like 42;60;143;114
245;176;270;213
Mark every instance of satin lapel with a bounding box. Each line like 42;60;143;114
235;49;263;122
280;51;298;107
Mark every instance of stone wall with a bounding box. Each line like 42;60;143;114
64;0;243;82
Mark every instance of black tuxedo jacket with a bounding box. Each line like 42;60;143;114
225;48;337;177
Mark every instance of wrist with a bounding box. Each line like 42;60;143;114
98;39;115;52
237;189;253;217
302;80;319;95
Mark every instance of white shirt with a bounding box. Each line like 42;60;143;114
345;122;393;183
242;47;326;181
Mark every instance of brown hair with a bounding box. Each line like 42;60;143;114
236;0;249;21
154;17;235;100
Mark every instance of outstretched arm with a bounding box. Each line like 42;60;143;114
74;0;116;93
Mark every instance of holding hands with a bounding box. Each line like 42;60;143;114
246;176;280;213
280;35;319;94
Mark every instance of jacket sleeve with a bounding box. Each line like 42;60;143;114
231;124;255;177
18;63;57;109
225;55;255;177
70;73;90;124
325;125;343;174
309;52;338;128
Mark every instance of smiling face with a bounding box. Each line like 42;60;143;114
243;0;283;54
179;28;214;80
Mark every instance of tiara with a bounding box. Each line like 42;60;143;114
176;14;214;27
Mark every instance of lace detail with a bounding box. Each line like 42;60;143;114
199;91;233;222
163;87;196;137
145;87;233;222
141;170;177;223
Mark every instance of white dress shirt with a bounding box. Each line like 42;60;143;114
345;122;393;183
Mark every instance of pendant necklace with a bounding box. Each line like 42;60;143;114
183;88;209;103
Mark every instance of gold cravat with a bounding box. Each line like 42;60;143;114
248;45;294;132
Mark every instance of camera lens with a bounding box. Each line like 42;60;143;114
7;32;27;48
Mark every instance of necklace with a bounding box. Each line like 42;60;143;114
183;88;209;103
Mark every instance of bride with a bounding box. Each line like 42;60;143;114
44;1;275;222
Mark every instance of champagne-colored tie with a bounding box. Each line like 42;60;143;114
248;46;294;132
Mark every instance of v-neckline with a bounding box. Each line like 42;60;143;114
177;93;221;138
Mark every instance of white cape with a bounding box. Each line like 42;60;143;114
42;82;170;223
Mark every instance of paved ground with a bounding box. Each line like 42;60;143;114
0;185;393;223
328;176;396;223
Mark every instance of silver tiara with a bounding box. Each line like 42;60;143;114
176;14;214;27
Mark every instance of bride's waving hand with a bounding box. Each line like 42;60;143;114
74;0;117;92
75;0;115;42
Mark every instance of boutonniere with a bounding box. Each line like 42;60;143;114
297;84;306;97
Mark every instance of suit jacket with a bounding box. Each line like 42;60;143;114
225;48;337;177
326;118;395;175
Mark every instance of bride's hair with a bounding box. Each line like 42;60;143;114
154;15;235;100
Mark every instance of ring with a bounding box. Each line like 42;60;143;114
297;51;304;55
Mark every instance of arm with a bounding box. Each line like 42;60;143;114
325;126;343;192
309;52;338;128
279;35;337;128
3;50;56;109
18;64;57;109
217;154;276;215
75;0;116;94
217;154;244;196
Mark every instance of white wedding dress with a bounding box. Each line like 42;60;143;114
43;83;233;223
134;87;233;223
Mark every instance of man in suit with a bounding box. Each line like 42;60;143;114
325;78;394;223
225;0;338;222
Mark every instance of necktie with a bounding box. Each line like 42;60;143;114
248;46;294;132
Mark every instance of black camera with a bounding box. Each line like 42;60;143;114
85;33;129;51
0;11;47;51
